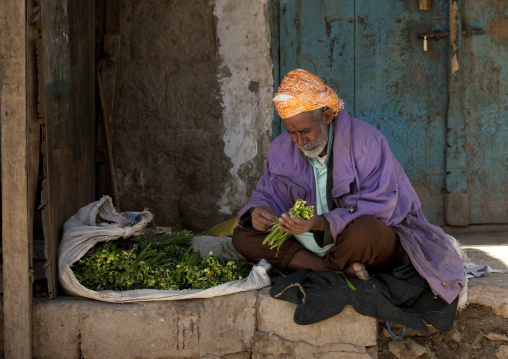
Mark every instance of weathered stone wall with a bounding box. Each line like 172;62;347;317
32;290;378;359
98;0;273;232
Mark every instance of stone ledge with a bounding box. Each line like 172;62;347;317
466;274;508;318
32;287;377;359
257;288;377;347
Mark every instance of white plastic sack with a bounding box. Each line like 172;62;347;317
58;196;272;303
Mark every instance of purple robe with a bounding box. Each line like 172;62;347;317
239;110;465;304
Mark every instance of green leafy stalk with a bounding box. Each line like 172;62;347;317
262;199;314;256
335;271;357;291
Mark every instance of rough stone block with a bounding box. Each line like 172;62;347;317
33;291;258;359
116;61;167;132
33;298;81;359
255;288;377;357
32;288;379;358
252;332;377;359
199;292;258;356
468;278;508;319
492;304;508;319
126;194;180;227
179;194;231;231
78;300;202;358
165;62;223;131
124;0;216;62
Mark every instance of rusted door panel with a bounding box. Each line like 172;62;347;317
461;0;508;223
354;1;449;225
275;0;449;225
273;0;507;225
277;0;355;118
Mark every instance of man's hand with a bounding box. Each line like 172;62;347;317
251;206;277;232
277;213;325;234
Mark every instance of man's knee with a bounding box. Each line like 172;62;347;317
343;216;394;242
327;216;398;270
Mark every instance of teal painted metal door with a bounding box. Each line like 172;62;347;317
460;0;508;224
271;0;508;225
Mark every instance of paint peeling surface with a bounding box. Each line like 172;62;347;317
213;0;273;215
461;0;508;223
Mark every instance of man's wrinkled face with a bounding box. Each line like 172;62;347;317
282;111;329;158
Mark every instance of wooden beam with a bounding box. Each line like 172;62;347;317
0;0;33;358
40;0;96;298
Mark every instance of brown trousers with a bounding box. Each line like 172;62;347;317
232;216;399;272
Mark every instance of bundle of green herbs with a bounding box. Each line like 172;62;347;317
72;230;250;291
262;199;314;255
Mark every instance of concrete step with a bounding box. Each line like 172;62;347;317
33;289;377;359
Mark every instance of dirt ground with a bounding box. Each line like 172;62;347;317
377;304;508;359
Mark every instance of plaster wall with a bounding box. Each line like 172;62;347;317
102;0;273;232
213;0;273;216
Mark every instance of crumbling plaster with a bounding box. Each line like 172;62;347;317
213;0;274;215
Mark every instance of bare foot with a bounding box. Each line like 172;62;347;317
344;262;369;280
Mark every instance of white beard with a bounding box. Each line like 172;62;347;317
298;121;329;158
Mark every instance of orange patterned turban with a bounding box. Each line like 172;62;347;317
273;69;344;119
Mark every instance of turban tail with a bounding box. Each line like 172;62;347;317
273;69;344;119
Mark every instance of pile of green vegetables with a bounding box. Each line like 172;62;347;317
72;230;250;291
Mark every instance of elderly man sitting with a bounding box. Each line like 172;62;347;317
232;68;464;306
